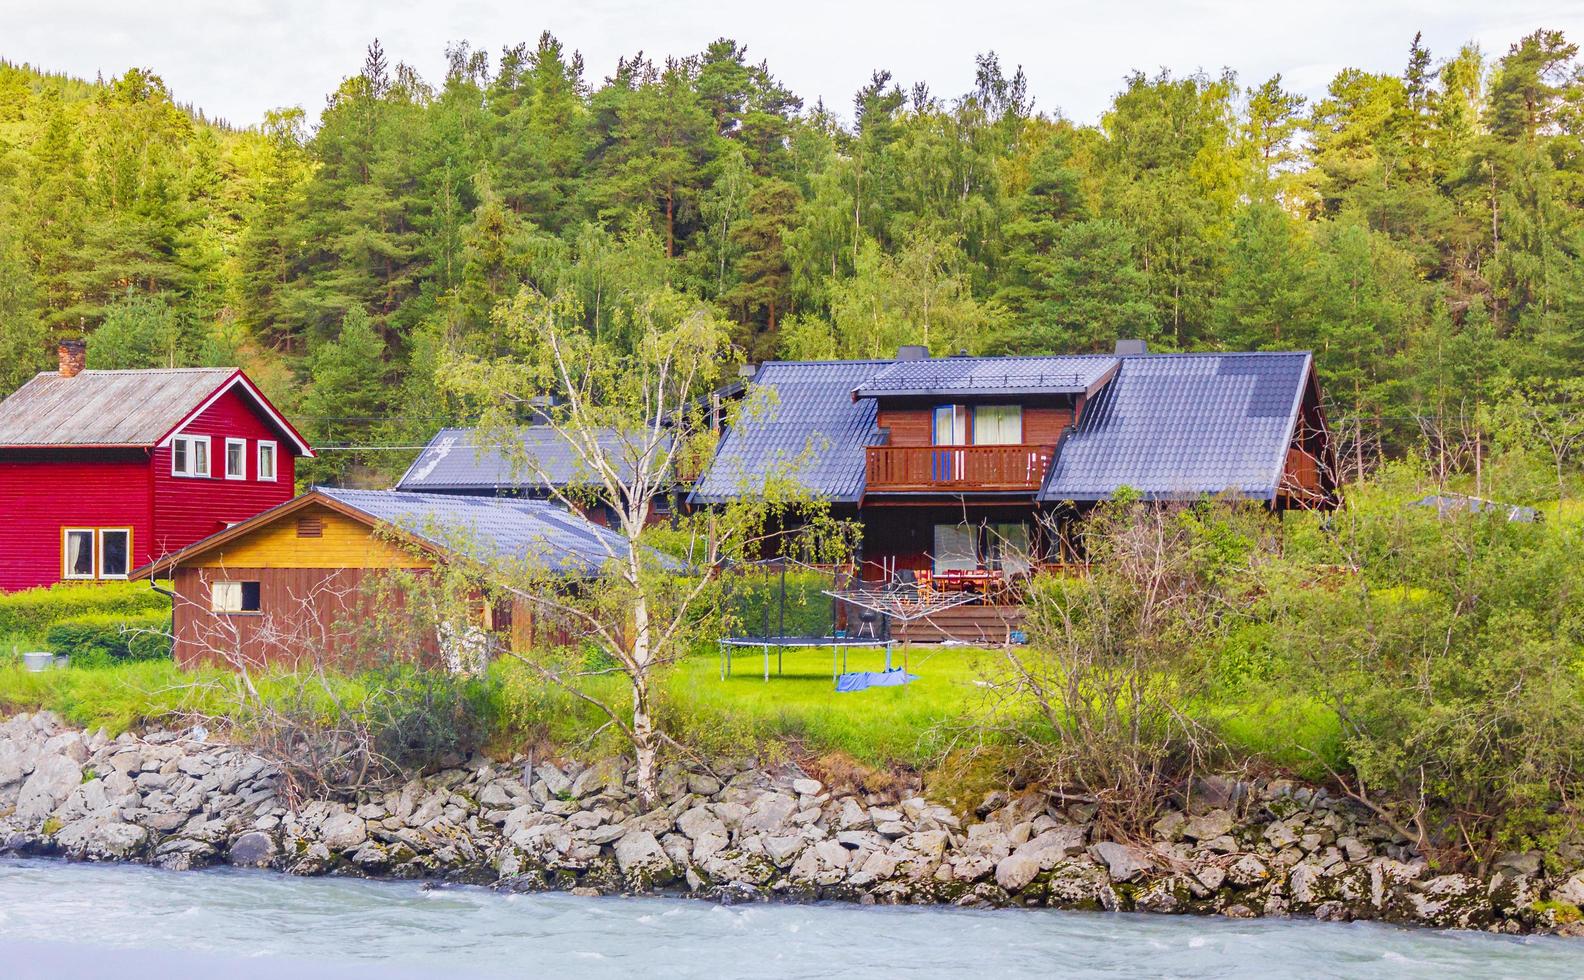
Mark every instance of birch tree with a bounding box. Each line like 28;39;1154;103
437;284;848;806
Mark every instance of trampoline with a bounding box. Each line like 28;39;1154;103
716;559;976;688
717;635;898;684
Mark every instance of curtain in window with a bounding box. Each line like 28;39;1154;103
258;443;275;480
65;531;93;577
932;405;968;445
193;439;208;476
973;405;1022;445
212;582;240;612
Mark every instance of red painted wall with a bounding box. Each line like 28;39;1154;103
150;384;298;561
0;451;154;591
0;378;306;591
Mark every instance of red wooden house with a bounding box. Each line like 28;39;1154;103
0;341;315;592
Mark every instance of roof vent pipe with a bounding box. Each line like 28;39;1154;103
1115;339;1148;356
58;340;87;378
896;345;929;361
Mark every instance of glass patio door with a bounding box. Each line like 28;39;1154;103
932;404;968;481
933;524;979;574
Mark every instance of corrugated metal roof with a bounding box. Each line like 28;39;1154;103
1412;493;1542;524
691;360;892;504
852;355;1118;398
396;426;668;491
1038;352;1312;502
0;368;236;447
318;488;647;575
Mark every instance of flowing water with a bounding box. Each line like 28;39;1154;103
0;857;1578;979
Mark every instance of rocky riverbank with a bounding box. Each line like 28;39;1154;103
2;711;1581;936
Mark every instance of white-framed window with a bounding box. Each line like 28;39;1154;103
973;405;1023;445
257;440;278;482
98;529;131;579
225;438;248;480
211;580;261;614
171;434;211;477
62;528;95;579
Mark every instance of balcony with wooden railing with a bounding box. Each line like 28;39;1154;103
864;444;1057;493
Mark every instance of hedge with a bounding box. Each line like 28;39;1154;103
0;582;170;638
44;611;173;667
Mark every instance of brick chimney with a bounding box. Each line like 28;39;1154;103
58;340;87;378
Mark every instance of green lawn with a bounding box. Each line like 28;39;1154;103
0;642;1342;781
664;643;997;766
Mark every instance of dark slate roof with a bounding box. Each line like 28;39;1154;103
852;355;1118;398
396;426;667;492
1038;352;1313;502
318;488;647;575
0;368;235;447
691;360;892;504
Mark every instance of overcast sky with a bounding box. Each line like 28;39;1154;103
7;0;1584;129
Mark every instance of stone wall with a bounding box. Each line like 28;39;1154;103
2;711;1581;935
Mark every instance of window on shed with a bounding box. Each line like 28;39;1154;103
99;529;131;579
63;529;95;579
296;516;323;538
211;581;261;613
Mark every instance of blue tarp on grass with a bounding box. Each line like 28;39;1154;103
835;668;919;692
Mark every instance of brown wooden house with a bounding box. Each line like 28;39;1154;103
132;488;636;671
691;342;1337;642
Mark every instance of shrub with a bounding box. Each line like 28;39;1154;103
0;582;169;637
45;611;172;667
229;665;501;799
363;665;498;773
1267;484;1584;866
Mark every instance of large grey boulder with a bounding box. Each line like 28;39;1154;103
1228;854;1271;887
994;824;1088;892
741;793;797;835
1553;871;1584;907
1091;841;1152;882
613;830;675;889
0;737;33;805
318;808;369;851
1015;824;1087;863
15;753;82;823
1181;809;1234;842
227;831;279;868
676;805;726;842
53;816;149;861
994;852;1042;892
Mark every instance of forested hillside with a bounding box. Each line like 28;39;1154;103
1;31;1581;484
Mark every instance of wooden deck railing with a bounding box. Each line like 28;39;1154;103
864;444;1056;492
